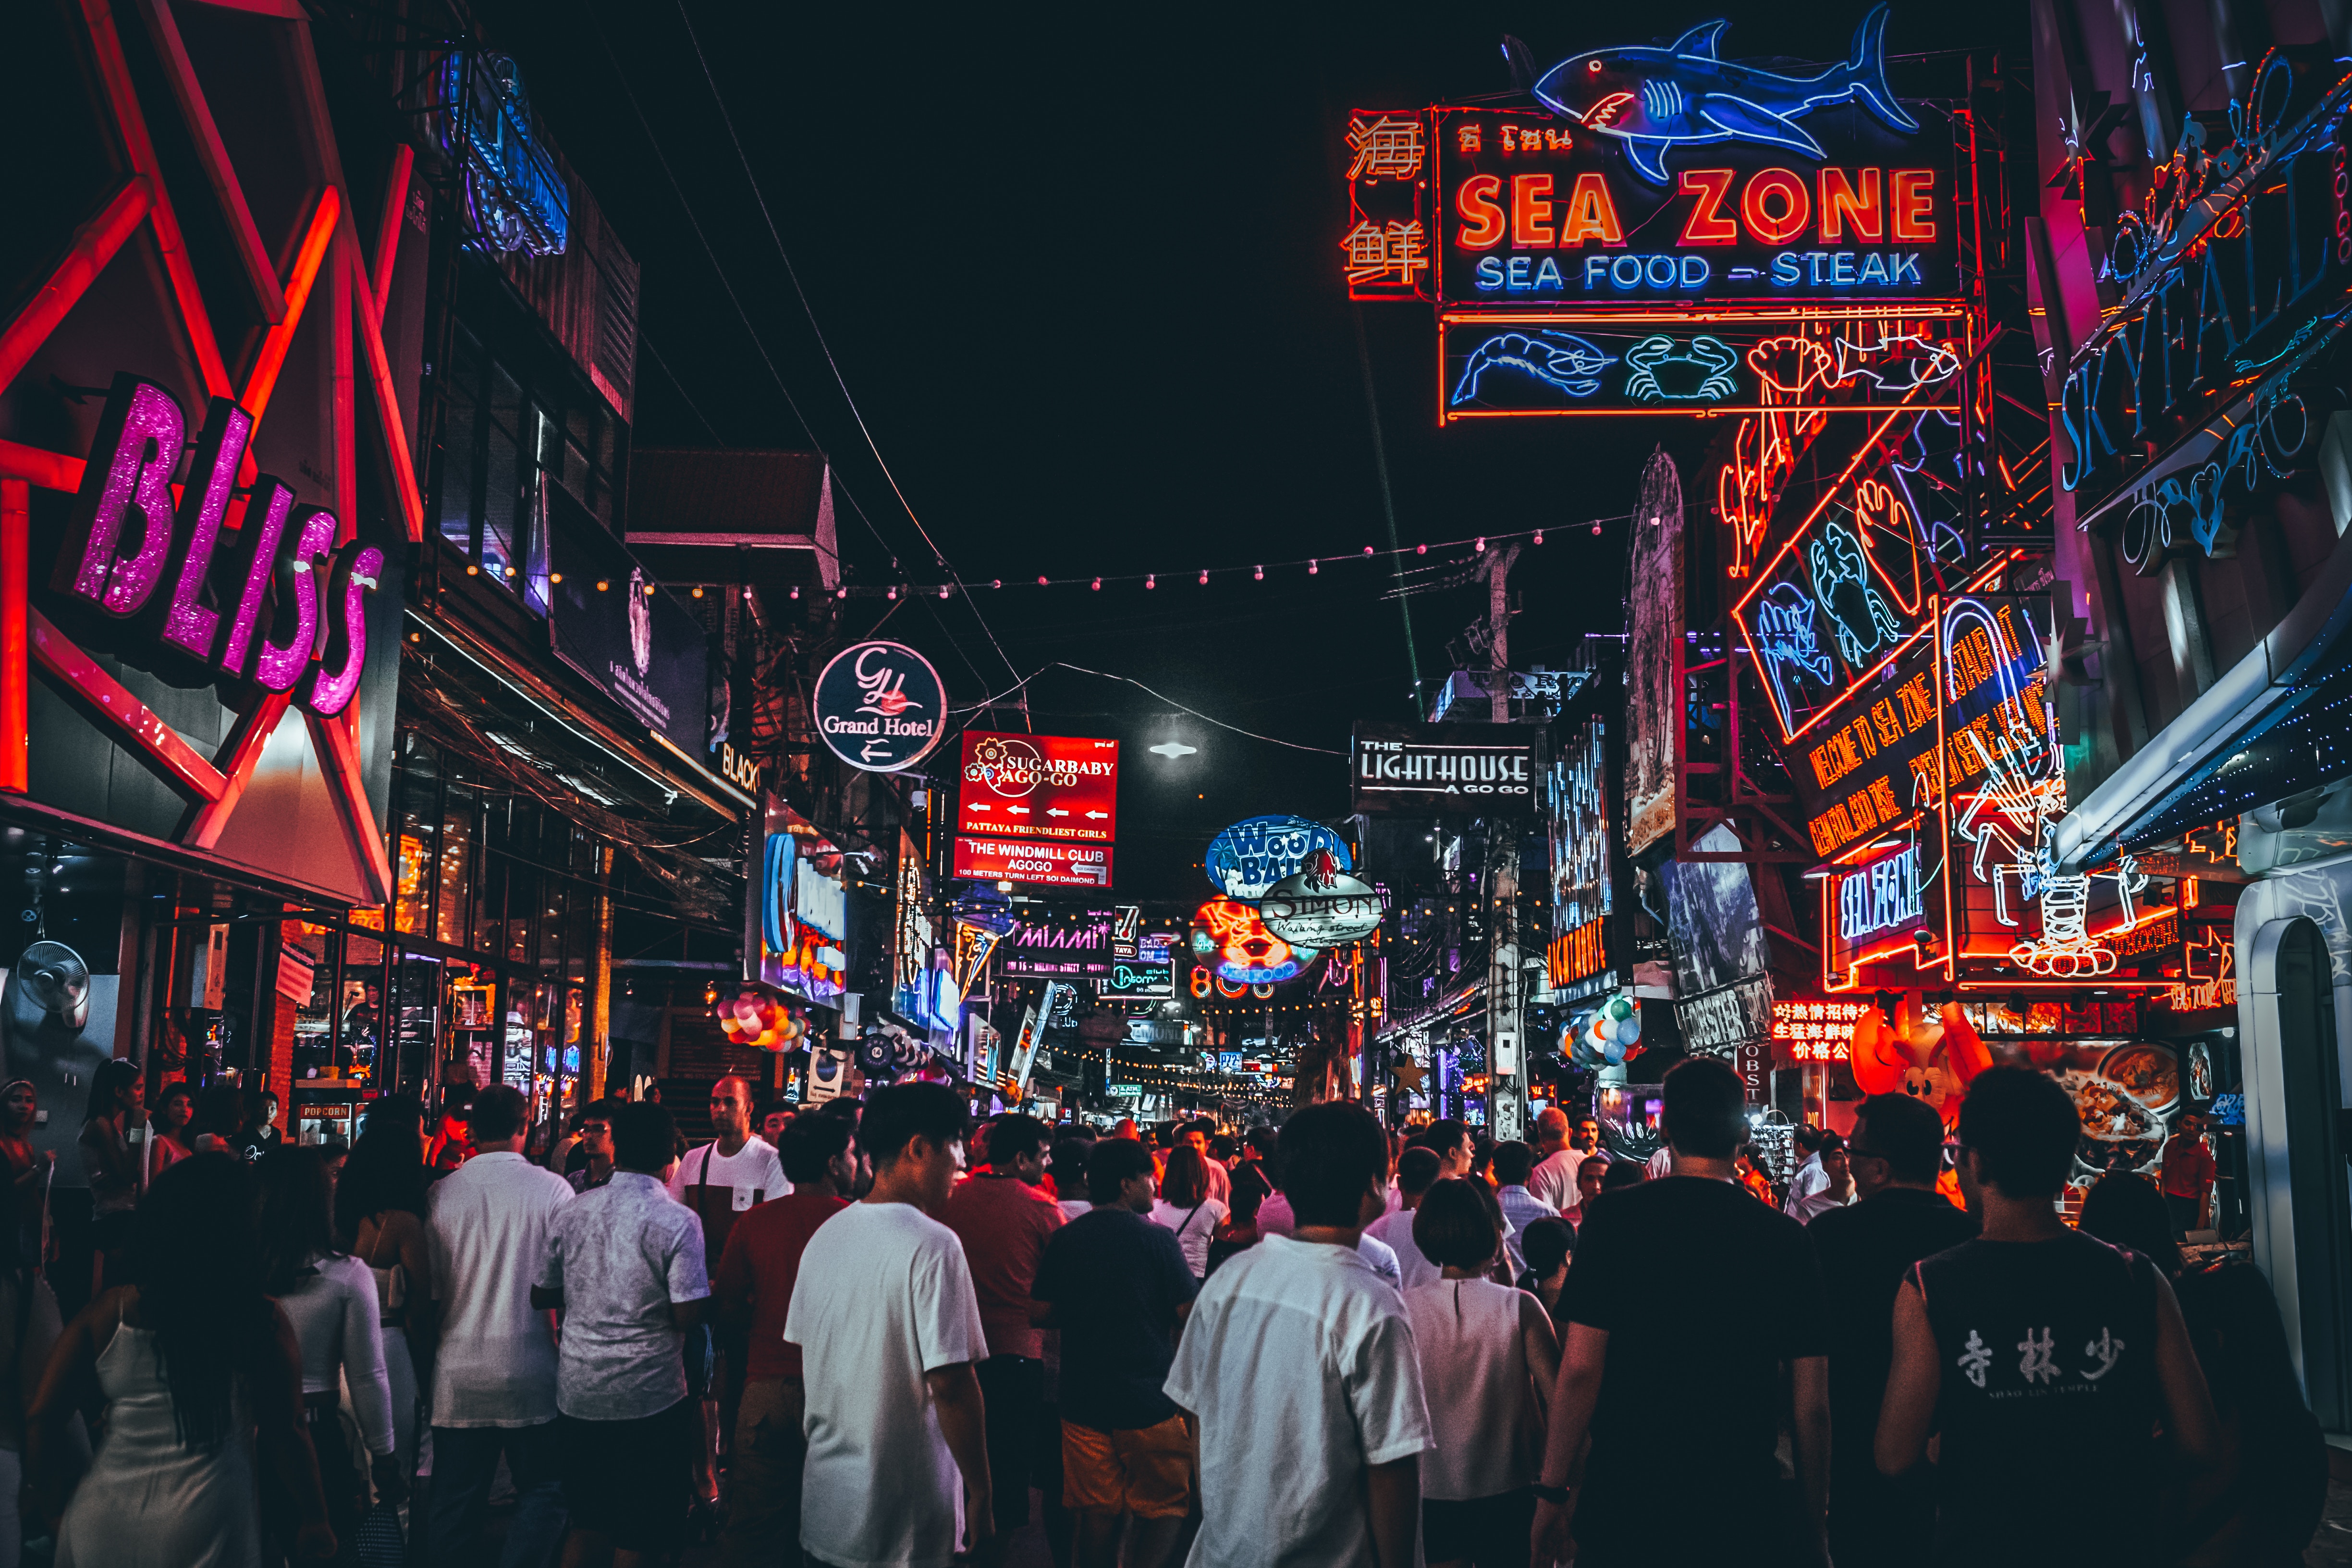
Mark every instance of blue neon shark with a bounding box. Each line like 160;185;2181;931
1532;6;1919;185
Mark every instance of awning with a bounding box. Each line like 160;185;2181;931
2052;517;2352;873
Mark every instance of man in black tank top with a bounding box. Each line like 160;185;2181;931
1876;1067;2218;1567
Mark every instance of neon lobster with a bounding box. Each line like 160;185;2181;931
1941;598;2144;977
1718;337;1831;577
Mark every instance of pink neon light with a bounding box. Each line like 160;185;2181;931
57;376;183;615
155;397;252;660
218;478;293;677
299;542;381;717
250;505;336;694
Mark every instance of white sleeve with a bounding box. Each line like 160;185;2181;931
912;1233;986;1372
1349;1307;1434;1465
339;1262;396;1457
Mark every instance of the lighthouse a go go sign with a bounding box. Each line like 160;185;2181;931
812;641;948;772
957;732;1120;844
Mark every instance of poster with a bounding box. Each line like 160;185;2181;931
0;950;118;1188
1624;451;1683;854
1663;824;1773;1051
2021;1040;2181;1181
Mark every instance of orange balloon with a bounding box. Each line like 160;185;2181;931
1847;1008;1910;1097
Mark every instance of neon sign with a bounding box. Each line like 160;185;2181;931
1530;9;1917;185
1203;816;1353;901
1837;844;1922;941
1441;311;1966;420
1772;998;1871;1063
1192;899;1319;984
56;375;381;718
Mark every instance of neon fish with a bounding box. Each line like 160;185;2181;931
1532;5;1918;185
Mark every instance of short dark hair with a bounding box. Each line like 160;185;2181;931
2078;1172;2181;1274
1086;1137;1155;1204
468;1084;526;1143
575;1098;617;1130
777;1115;853;1185
1958;1066;2080;1198
1229;1161;1272;1221
1492;1140;1537;1186
1662;1056;1746;1159
1519;1215;1575;1278
612;1103;677;1173
1600;1160;1646;1191
1793;1123;1828;1155
858;1083;970;1169
1854;1093;1947;1184
987;1114;1053;1169
1277;1102;1388;1227
1394;1145;1442;1199
1409;1118;1470;1159
1413;1178;1499;1269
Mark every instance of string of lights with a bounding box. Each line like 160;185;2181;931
783;515;1632;601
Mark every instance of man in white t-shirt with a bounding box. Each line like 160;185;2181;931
1526;1108;1587;1215
1166;1101;1431;1567
425;1084;575;1568
1782;1123;1830;1216
1362;1146;1445;1290
787;1082;995;1568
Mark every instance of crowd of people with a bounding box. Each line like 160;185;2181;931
0;1057;2317;1568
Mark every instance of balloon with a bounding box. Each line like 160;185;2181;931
1602;1037;1626;1065
1594;1015;1617;1043
1606;996;1635;1023
1618;1013;1641;1044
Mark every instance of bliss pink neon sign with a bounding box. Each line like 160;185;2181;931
55;372;381;717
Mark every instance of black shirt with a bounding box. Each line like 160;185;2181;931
1915;1232;2161;1566
1032;1206;1198;1433
1807;1188;1977;1471
1567;1176;1828;1557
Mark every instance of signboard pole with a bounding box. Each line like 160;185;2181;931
1488;819;1526;1142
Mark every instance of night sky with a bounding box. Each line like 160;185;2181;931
476;0;2028;907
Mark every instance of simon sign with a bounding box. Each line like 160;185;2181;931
812;641;946;772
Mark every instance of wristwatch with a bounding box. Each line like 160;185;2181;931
1531;1482;1571;1505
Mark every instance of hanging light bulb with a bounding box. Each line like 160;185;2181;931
1308;559;1319;575
1199;570;1209;585
1146;573;1156;588
1362;545;1375;556
790;586;800;599
1592;520;1604;536
835;587;847;599
1416;543;1427;554
1533;530;1544;545
938;584;951;599
1475;537;1486;552
1253;564;1264;581
887;586;898;599
1037;575;1049;586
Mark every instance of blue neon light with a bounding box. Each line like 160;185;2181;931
1772;252;1925;288
1838;844;1923;942
1752;581;1836;732
1623;336;1740;401
1530;5;1918;185
1806;520;1904;668
439;52;570;257
761;832;795;956
1452;331;1617;405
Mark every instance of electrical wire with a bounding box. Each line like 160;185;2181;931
949;662;1348;755
663;0;1029;711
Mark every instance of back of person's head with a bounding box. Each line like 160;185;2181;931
1395;1145;1442;1200
1793;1122;1828;1155
255;1146;339;1294
812;1095;862;1130
1277;1101;1388;1227
1492;1140;1538;1186
1229;1160;1272;1222
987;1113;1053;1170
1111;1117;1141;1141
1162;1146;1211;1207
1662;1056;1745;1159
335;1094;428;1240
612;1102;678;1174
1245;1126;1281;1162
1410;1118;1470;1159
1048;1136;1092;1191
468;1083;526;1144
776;1114;853;1186
858;1082;970;1170
83;1058;140;1126
1086;1136;1155;1205
1601;1159;1647;1192
1957;1065;2081;1198
2079;1172;2182;1274
190;1083;245;1140
1534;1106;1570;1146
1209;1134;1236;1162
1856;1092;1947;1185
1413;1178;1500;1270
134;1153;268;1448
1519;1215;1575;1278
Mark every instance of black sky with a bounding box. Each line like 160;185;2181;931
476;0;2030;907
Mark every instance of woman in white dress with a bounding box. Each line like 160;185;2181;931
1149;1147;1229;1281
334;1096;435;1480
28;1152;335;1566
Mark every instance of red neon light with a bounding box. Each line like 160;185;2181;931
241;186;341;429
30;610;225;802
1817;168;1883;243
1890;170;1936;240
348;247;425;541
1558;173;1625;245
1740;169;1811;245
308;706;395;903
0;481;24;794
370;143;413;327
1511;174;1557;247
1675;169;1740;245
1455;176;1505;249
0;180;149;396
0;442;83;494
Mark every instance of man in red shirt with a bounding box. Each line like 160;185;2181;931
941;1112;1064;1546
713;1114;852;1568
2160;1112;2218;1236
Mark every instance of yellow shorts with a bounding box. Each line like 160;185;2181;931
1060;1415;1192;1519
